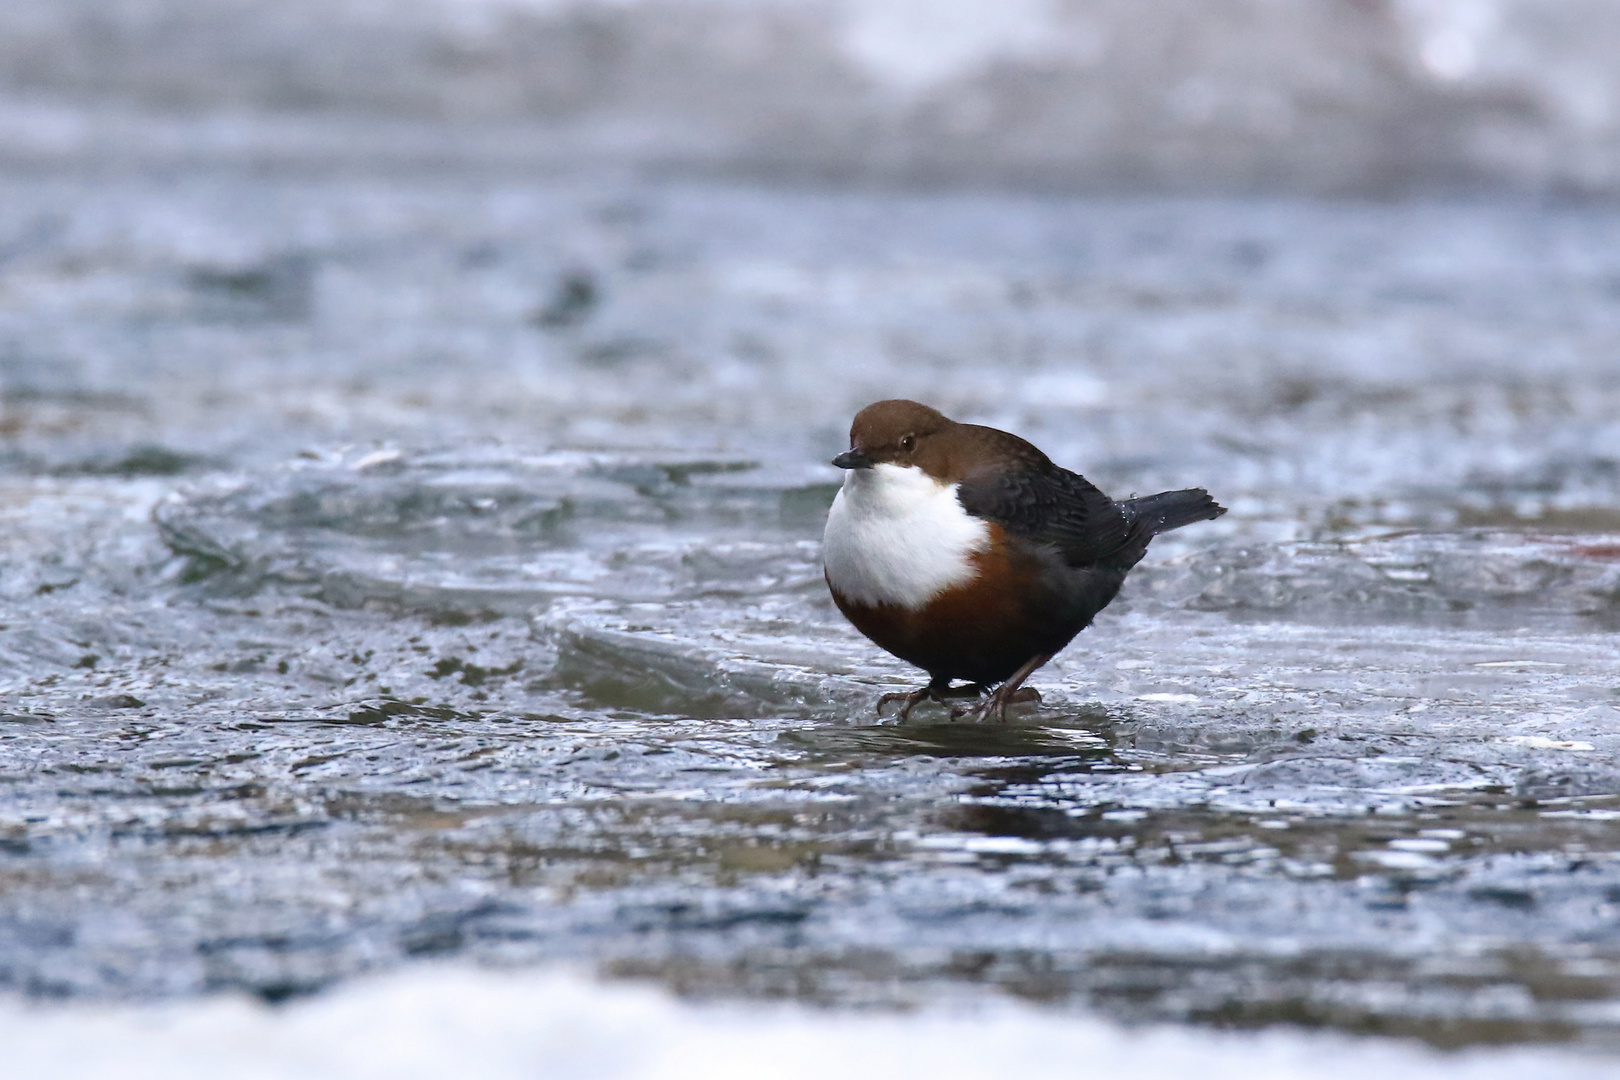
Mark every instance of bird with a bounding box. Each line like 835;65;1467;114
822;399;1225;722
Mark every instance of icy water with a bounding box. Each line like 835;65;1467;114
4;173;1620;1051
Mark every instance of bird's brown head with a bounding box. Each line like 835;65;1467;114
832;399;957;476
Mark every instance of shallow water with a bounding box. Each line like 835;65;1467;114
3;172;1620;1052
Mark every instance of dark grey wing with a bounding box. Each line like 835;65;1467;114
956;463;1138;567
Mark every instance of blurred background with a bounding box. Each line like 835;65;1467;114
5;0;1620;196
6;3;1620;1076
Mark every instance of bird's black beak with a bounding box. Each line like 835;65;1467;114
832;448;874;470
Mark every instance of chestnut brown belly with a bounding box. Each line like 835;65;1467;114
828;535;1088;686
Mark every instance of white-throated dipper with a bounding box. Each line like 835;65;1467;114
823;399;1225;721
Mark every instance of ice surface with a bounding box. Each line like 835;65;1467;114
2;172;1620;1060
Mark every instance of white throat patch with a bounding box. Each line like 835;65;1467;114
822;463;990;611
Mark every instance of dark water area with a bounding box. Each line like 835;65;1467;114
3;169;1620;1054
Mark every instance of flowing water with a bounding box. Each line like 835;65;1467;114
3;172;1620;1054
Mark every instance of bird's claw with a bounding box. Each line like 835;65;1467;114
877;682;984;722
876;687;936;722
950;686;1041;723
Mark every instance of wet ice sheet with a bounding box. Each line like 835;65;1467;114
4;454;1620;1049
3;176;1620;1055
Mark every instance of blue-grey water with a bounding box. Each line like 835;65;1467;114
3;168;1620;1055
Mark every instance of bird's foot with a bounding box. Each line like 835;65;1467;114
876;687;933;722
950;686;1041;723
877;681;980;722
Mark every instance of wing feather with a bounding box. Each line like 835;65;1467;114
956;462;1138;567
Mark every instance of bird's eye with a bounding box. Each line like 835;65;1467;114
900;435;916;452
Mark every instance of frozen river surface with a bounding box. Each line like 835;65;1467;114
3;171;1620;1054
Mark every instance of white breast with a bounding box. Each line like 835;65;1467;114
822;463;990;611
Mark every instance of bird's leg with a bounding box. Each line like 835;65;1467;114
988;653;1052;722
952;654;1053;723
877;676;973;721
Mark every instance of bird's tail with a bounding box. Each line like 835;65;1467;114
1122;488;1226;535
